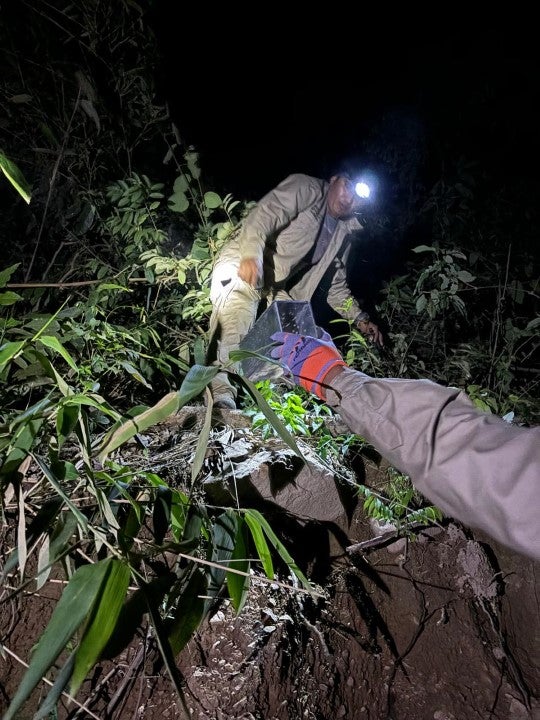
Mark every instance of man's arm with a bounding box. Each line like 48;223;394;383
237;174;324;285
271;333;540;561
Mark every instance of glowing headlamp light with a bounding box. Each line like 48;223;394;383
355;181;370;199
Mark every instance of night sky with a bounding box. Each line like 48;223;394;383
151;9;540;201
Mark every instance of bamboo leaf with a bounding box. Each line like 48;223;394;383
0;340;26;371
17;483;27;580
2;560;111;720
227;516;250;614
244;511;274;579
36;511;79;591
32;653;76;720
167;568;207;655
96;390;181;461
38;335;79;372
245;509;311;590
203;511;237;615
70;559;130;695
1;418;43;478
178;364;219;406
32;454;88;531
0;149;32;203
191;392;213;482
56;404;80;448
36;533;50;591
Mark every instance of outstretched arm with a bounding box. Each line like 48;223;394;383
271;331;540;561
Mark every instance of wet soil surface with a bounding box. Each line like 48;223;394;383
2;515;538;720
1;409;538;719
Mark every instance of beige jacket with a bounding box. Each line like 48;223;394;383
216;173;364;322
327;368;540;561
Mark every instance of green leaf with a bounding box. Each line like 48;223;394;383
244;511;274;578
526;317;540;331
227;517;250;614
0;263;20;287
457;270;475;283
167;568;207;655
245;509;311;590
2;560;111;720
172;174;189;193
415;294;427;313
0;290;22;306
71;559;131;695
168;191;189;213
412;244;436;253
97;391;182;462
0;340;26;371
39;335;79;372
0;149;32;203
204;191;222;209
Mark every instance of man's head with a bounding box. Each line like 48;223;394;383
326;174;362;219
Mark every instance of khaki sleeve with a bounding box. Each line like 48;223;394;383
237;174;323;260
326;251;362;321
327;368;540;561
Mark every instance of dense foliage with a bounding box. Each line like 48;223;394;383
1;2;538;717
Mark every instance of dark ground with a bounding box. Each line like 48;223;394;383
1;409;538;720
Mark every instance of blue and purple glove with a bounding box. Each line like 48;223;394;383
270;329;346;399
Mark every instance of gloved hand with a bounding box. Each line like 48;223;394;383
270;329;346;399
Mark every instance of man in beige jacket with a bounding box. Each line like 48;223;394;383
208;172;383;408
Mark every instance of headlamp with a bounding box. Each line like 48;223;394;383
355;181;370;199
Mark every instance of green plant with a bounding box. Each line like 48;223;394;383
242;380;325;437
330;299;383;376
357;467;443;536
0;335;318;719
0;149;31;203
138;149;246;326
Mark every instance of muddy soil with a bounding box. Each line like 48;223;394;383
1;409;538;720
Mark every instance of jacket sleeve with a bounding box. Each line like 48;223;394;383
325;244;362;322
237;174;323;261
326;367;540;561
